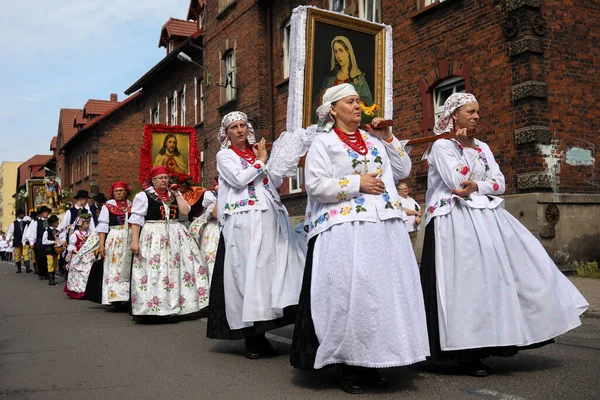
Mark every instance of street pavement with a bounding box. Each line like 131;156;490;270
1;261;599;400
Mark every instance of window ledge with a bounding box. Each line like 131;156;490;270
275;78;290;88
218;98;238;112
194;121;204;129
411;0;451;18
216;1;237;19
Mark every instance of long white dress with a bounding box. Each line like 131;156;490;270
65;230;98;296
189;191;220;285
424;138;588;353
96;200;133;305
129;188;210;316
297;130;430;369
216;149;305;331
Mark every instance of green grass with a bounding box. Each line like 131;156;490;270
573;260;600;279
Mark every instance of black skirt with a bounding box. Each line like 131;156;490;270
289;236;319;371
420;219;553;362
206;234;297;340
83;259;104;304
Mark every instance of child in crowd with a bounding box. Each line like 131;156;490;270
42;215;61;286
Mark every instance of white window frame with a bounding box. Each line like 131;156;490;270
70;163;74;184
171;90;178;126
168;40;174;53
200;81;204;123
181;84;186;126
154;102;160;124
194;77;198;124
282;21;292;79
197;12;203;30
165;97;169;125
358;0;381;23
86;152;90;177
433;77;466;122
149;108;153;124
289;167;304;194
224;51;236;102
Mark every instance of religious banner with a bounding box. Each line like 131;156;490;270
25;179;46;213
286;6;393;131
139;125;200;184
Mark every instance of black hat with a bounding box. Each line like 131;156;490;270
93;192;108;203
73;190;90;199
16;209;25;216
37;206;52;214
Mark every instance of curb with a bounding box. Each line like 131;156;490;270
582;311;600;319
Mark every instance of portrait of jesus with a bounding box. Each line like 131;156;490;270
152;133;189;175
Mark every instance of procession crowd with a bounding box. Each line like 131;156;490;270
4;86;589;394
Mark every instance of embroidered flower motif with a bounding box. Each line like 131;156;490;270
382;192;390;202
348;151;359;159
336;191;347;201
429;206;435;214
476;147;482;153
338;178;350;188
197;287;207;297
492;182;500;191
263;177;269;185
249;200;255;206
340;206;352;216
253;163;261;169
370;148;380;157
152;296;160;306
354;195;367;213
460;166;470;175
329;208;339;217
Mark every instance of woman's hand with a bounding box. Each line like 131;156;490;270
252;138;268;164
364;117;393;141
131;241;140;255
98;244;105;258
415;216;422;225
360;172;385;195
451;181;479;197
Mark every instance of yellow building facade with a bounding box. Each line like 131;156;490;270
0;161;22;234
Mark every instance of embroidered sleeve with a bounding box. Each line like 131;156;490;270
96;204;110;233
217;150;266;189
305;138;360;203
429;139;474;192
475;146;506;195
129;192;149;227
382;136;412;181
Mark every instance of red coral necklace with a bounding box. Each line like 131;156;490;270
334;127;368;155
155;189;171;203
230;145;256;163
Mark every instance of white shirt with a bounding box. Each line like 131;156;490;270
304;130;411;239
6;218;23;242
130;187;189;227
42;228;59;246
399;195;421;232
202;190;217;219
58;205;96;241
26;218;45;247
96;199;132;233
425;138;505;225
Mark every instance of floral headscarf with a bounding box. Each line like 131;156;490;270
433;93;478;135
218;111;257;149
316;83;359;132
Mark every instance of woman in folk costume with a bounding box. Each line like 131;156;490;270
129;166;209;319
96;181;133;308
64;213;96;298
289;83;429;394
420;93;588;377
206;112;305;359
189;176;219;284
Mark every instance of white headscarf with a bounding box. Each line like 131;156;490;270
433;93;478;135
218;111;257;149
316;83;359;132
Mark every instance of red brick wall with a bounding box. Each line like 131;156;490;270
63;134;94;194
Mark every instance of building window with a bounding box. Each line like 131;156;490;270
222;50;236;103
433;77;465;122
171;90;178;125
219;0;234;11
289;167;304;194
154;102;160;124
70;163;74;185
181;85;187;126
200;80;204;123
165;97;169;125
359;0;381;22
149;108;153;124
195;77;204;124
168;40;174;53
85;152;90;177
198;12;203;30
282;20;292;79
330;0;347;12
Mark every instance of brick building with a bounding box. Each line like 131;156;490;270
58;93;145;196
123;0;599;263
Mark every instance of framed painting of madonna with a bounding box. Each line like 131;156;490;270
139;125;200;184
292;7;392;128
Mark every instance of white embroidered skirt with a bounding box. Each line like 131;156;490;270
222;198;305;330
189;215;220;285
433;205;589;351
101;225;132;305
130;221;210;316
66;232;100;294
311;218;430;369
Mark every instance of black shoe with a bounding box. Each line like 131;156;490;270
459;360;489;377
340;365;365;394
16;262;22;273
48;273;57;286
39;274;45;280
360;368;388;389
258;335;278;357
244;338;262;360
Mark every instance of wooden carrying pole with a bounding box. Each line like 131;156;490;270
405;131;454;146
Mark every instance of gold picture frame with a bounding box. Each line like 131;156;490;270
302;8;387;127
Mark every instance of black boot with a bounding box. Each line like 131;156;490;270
25;260;32;273
16;261;22;273
48;272;57;286
257;334;278;357
33;263;39;275
359;368;388;389
244;336;262;359
340;365;364;394
458;360;489;377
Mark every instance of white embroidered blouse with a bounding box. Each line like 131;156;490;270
216;148;287;223
425;138;505;225
304;130;411;240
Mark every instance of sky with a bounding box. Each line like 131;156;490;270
0;0;191;165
